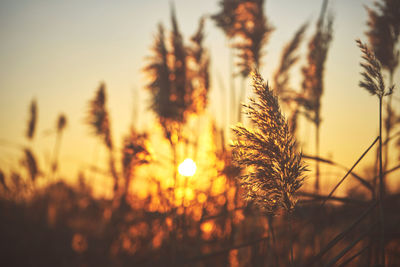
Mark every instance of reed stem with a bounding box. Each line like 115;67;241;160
378;96;385;266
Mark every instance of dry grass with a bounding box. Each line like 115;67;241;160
0;2;399;267
26;99;37;140
232;72;306;214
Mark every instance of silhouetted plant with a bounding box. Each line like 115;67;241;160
187;16;210;116
50;114;67;175
86;83;118;193
273;23;308;97
121;128;151;203
232;71;306;214
273;23;308;136
87;83;113;149
57;114;67;133
26;99;37;140
366;0;400;80
145;8;210;180
235;1;273;77
213;0;273;124
357;39;394;266
212;0;240;38
366;0;400;180
24;148;39;182
213;0;273;77
357;40;394;99
298;4;333;192
170;6;187;123
0;170;7;192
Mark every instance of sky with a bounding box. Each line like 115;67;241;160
0;0;399;193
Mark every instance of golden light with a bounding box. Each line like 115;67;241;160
178;158;197;177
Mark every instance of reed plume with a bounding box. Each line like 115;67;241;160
50;114;67;174
298;5;333;192
357;40;394;98
212;0;240;38
11;173;22;191
86;83;113;149
86;83;118;193
122;129;151;202
300;14;333;123
357;39;394;266
170;6;187;123
366;0;400;180
57;114;67;133
24;148;39;182
26;99;37;140
213;0;272;123
0;170;8;191
146;24;175;131
233;0;273;77
213;0;273;77
232;71;306;215
145;8;210;182
273;23;308;136
365;0;400;78
187;17;210;115
145;11;210;137
273;23;307;96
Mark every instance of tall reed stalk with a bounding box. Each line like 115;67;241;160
299;0;333;193
366;0;400;196
49;114;67;179
26;99;37;141
86;83;118;194
232;71;307;264
212;0;273;124
357;39;394;266
145;8;209;188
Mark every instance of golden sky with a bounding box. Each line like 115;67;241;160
0;0;399;194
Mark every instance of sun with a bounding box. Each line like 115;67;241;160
178;158;197;177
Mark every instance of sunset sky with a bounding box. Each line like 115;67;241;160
0;0;399;193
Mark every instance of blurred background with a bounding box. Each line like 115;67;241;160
0;0;399;266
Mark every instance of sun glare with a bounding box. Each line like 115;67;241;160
178;158;197;177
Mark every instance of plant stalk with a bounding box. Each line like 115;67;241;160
383;70;393;193
289;212;294;266
315;121;320;193
378;96;385;266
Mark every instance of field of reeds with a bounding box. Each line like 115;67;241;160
1;0;400;266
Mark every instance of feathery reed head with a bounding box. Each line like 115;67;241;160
213;0;273;77
187;17;210;115
86;83;113;149
365;0;400;73
272;23;307;138
273;23;308;95
170;5;187;118
122;129;151;179
146;24;177;122
234;0;273;76
232;71;307;214
11;173;22;191
145;9;210;140
0;170;8;191
212;0;240;38
299;13;333;125
57;114;67;133
24;148;39;182
356;39;394;98
191;16;206;58
26;99;37;140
